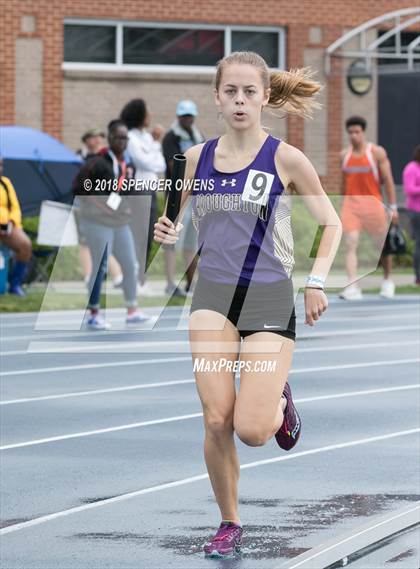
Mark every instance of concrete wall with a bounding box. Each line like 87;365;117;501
303;47;328;176
15;37;43;129
62;70;287;151
342;30;378;148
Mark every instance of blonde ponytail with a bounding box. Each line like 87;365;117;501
215;51;322;119
268;67;321;118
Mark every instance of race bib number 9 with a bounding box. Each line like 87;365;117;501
241;169;274;206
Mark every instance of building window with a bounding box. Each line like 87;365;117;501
377;30;420;67
63;21;285;70
123;28;224;65
231;31;279;68
64;25;116;63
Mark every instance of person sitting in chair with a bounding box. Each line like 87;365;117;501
0;156;32;296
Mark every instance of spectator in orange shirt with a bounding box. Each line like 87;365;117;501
340;116;398;300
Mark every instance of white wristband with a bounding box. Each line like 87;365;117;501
306;275;325;289
389;204;398;211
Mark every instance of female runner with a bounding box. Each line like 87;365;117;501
154;51;342;558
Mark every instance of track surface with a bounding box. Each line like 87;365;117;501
1;294;419;568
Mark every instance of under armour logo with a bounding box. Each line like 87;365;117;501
221;179;237;187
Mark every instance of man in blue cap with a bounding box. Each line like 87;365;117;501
162;100;205;296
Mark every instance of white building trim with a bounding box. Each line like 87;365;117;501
325;8;420;74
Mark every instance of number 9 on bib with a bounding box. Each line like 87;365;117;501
241;169;274;206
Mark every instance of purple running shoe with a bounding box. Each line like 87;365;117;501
203;521;243;558
275;381;301;451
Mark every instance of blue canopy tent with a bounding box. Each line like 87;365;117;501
0;126;82;216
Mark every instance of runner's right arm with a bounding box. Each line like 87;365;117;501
154;143;204;244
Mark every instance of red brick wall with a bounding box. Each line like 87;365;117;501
1;0;416;189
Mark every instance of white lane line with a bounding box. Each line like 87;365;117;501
2;333;419;357
0;305;183;319
1;338;418;372
1;298;417;326
2;310;418;330
27;340;192;354
290;358;420;375
1;355;419;381
0;326;182;343
296;340;419;353
1;333;419;377
0;412;204;451
2;353;416;381
1;322;419;346
281;503;420;569
296;384;420;404
0;314;182;329
1;378;419;449
0;356;192;377
1;350;419;406
1;428;418;535
1;379;197;405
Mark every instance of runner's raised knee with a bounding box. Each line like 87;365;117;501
235;426;272;447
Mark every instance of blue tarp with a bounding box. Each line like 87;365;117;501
0;126;82;216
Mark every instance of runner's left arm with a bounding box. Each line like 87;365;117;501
277;143;343;285
276;144;342;325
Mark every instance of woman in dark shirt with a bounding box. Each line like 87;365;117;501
75;120;151;330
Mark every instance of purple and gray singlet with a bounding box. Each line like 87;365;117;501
191;134;294;286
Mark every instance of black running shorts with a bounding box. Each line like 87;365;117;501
190;274;296;341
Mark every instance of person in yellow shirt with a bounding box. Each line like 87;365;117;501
0;157;32;296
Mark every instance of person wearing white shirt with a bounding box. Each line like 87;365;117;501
120;99;166;295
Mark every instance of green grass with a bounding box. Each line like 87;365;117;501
20;197;417;283
0;291;188;313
